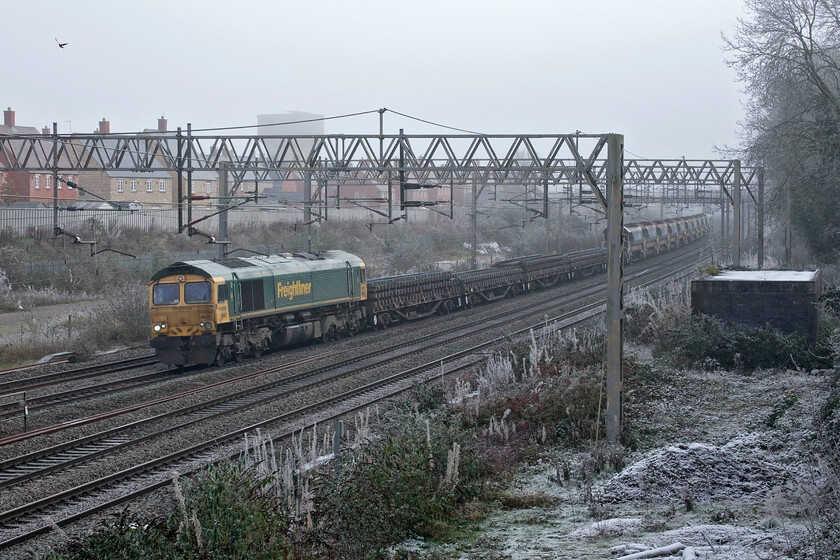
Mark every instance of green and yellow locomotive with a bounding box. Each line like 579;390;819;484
149;251;366;366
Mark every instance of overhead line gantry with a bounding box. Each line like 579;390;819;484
0;127;765;442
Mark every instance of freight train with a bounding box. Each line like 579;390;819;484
149;213;710;366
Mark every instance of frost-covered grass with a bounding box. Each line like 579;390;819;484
0;282;148;366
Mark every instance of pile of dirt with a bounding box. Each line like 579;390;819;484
599;441;788;505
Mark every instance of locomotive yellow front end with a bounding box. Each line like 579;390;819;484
149;267;228;366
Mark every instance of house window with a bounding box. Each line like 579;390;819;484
146;180;153;192
57;178;62;189
190;183;196;194
67;176;74;188
46;176;51;189
117;179;124;193
131;179;137;192
205;181;211;194
159;180;166;192
34;175;40;189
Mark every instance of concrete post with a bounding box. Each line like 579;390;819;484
187;123;193;227
758;168;764;269
218;163;229;260
733;160;741;267
724;196;730;262
785;195;792;267
304;172;312;252
471;178;477;270
605;134;624;443
52;123;58;236
720;187;726;263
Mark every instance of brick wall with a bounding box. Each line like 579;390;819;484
690;271;823;343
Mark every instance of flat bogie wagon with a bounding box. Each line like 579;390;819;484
565;248;608;275
457;267;524;301
366;271;461;326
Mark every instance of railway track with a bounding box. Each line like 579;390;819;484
0;242;711;554
0;356;169;430
0;240;708;449
0;355;158;396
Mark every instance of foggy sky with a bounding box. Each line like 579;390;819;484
4;0;746;159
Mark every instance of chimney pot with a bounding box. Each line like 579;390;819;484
158;115;167;132
42;126;50;135
3;107;14;128
98;118;110;134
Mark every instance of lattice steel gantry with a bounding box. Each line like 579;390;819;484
0;128;765;442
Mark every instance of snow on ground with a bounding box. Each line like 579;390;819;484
704;270;819;282
403;366;827;559
599;440;786;505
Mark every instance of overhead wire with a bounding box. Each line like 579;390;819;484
383;109;486;135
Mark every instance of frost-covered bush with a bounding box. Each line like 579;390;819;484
624;281;691;344
662;314;828;372
316;408;483;558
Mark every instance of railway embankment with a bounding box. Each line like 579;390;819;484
9;276;838;560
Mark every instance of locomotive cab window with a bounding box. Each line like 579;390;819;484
153;283;180;305
217;284;229;302
185;281;211;303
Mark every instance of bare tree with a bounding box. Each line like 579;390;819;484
725;0;840;259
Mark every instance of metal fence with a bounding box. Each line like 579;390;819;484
0;206;428;238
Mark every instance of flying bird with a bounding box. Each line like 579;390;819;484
55;38;68;48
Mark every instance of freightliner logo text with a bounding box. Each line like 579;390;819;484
277;280;312;301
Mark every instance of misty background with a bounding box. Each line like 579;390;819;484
4;0;744;159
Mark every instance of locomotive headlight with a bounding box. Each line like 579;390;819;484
204;322;213;330
153;324;162;332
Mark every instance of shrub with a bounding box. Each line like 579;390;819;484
698;264;721;276
823;284;840;316
661;314;829;372
179;461;295;558
0;282;149;367
625;282;691;344
316;409;484;559
41;512;177;560
814;368;840;557
43;460;296;560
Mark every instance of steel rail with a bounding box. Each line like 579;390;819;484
0;355;157;395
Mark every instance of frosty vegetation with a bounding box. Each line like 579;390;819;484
35;273;840;560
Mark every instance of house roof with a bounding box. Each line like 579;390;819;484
0;124;40;136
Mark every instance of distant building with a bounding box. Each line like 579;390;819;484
0;107;79;205
74;116;218;208
258;112;323;198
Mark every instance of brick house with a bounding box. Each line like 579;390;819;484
0;107;79;205
74;117;217;208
